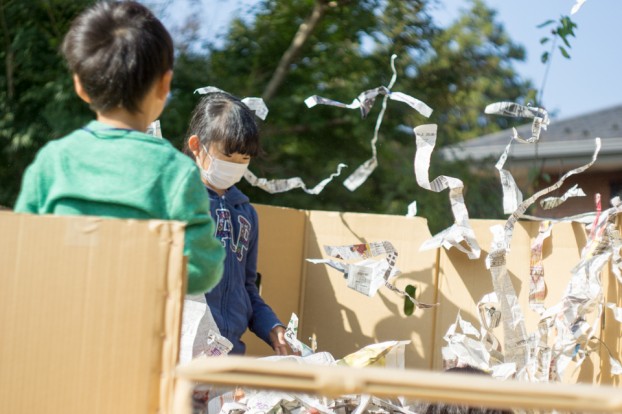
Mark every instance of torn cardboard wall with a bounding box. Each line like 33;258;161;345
0;212;186;414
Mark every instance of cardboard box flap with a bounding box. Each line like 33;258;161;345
174;356;622;413
0;213;186;414
242;204;308;355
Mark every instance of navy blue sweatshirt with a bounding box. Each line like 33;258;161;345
204;185;282;354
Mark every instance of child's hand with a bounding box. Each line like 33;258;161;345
269;325;294;356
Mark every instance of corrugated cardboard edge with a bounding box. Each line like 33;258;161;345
175;356;622;412
428;247;442;370
296;209;312;333
243;204;308;356
155;220;187;414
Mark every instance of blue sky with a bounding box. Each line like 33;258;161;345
159;0;621;121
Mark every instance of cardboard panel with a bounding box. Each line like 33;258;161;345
299;210;438;369
0;213;185;414
242;204;308;356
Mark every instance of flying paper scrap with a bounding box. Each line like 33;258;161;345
571;0;587;14
305;54;432;191
495;138;523;214
540;184;586;210
414;124;481;259
146;120;162;138
485;101;549;143
195;86;268;120
283;313;314;356
308;241;436;309
243;163;347;195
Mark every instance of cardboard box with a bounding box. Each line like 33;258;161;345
1;205;619;414
0;212;186;414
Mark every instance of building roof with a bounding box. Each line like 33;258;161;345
440;104;622;172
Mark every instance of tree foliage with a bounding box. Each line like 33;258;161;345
0;0;93;206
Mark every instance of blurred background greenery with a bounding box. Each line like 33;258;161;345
0;0;546;232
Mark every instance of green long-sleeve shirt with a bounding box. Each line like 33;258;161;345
14;120;225;294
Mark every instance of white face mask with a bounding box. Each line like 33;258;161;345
198;152;249;190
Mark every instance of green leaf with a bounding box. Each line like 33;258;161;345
537;19;555;28
403;284;417;316
559;46;570;59
541;51;549;64
539;37;550;45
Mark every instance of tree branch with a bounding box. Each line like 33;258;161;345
261;0;328;101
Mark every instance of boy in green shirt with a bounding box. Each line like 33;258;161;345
14;1;224;294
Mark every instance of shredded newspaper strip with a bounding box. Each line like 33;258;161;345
486;224;530;374
544;196;622;381
305;54;432;191
441;312;503;374
308;241;436;309
444;192;622;382
528;220;553;315
499;138;601;251
448;138;622;382
571;0;587;14
405;200;417;217
485;101;550;143
438;138;615;381
180;296;232;363
283;313;314;356
243;163;347;195
483;138;602;377
145;120;162;138
339;340;411;369
194;342;423;414
496;138;523;214
414;124;481;259
194;86;268;120
476;293;504;366
540;183;586;210
305;85;432;120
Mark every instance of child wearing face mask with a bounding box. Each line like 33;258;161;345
185;91;291;356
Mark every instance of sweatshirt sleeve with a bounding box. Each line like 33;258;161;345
170;167;225;294
245;206;283;345
14;156;43;213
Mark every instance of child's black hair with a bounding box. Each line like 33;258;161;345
61;1;174;114
185;92;261;158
